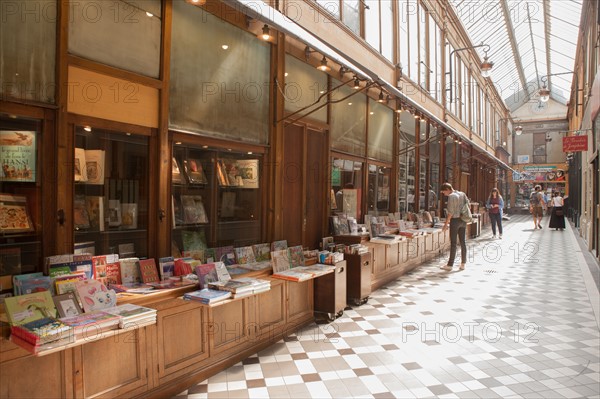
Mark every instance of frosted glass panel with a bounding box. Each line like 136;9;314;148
367;100;393;162
170;2;270;144
0;0;56;103
330;79;366;155
68;0;161;78
284;55;327;123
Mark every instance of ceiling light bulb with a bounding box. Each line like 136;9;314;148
480;55;493;78
353;77;360;89
221;44;229;50
146;11;153;17
83;126;92;132
515;126;523;136
378;90;384;103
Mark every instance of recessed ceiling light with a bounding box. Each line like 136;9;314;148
348;102;352;106
222;44;229;50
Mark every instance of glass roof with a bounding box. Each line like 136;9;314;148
449;0;583;111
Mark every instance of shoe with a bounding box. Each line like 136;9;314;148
492;235;496;239
499;235;502;239
441;266;453;271
459;263;465;270
538;224;542;229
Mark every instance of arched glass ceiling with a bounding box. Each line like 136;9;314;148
449;0;583;111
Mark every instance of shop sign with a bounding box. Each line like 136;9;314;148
563;135;588;152
514;166;566;182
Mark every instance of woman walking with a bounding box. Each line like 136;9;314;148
486;188;504;239
548;191;566;231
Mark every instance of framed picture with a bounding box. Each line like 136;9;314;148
53;292;83;318
0;130;36;182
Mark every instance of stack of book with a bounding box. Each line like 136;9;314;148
104;304;157;328
59;311;122;338
209;277;271;298
184;289;232;304
11;317;73;347
271;269;314;282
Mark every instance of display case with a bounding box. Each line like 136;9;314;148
0;113;44;279
73;126;149;258
171;144;262;255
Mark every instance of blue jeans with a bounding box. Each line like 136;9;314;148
448;218;467;265
490;213;503;236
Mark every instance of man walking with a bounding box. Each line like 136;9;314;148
529;185;546;229
440;183;467;271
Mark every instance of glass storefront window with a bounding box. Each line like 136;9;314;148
367;164;391;216
330;79;366;156
367;100;393;162
284;55;328;123
399;111;416;214
170;1;270;144
331;157;363;222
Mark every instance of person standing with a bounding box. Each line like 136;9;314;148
548;191;566;230
529;185;546;229
440;183;467;271
486;188;504;239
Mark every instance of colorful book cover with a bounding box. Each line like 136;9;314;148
4;291;57;324
288;245;305;268
0;130;36;182
11;317;72;345
184;289;231;304
215;246;236;266
73;195;91;230
236;159;259;188
271;240;288;252
0;193;34;234
271;269;313;282
59;310;121;333
234;246;256;265
119;257;141;285
174;258;194;276
52;292;83;317
75;280;117;313
105;262;122;285
158;256;175;279
181;230;207;251
194;261;231;289
172;157;183;184
252;243;271;262
91;255;107;280
183;159;208;184
180;195;208;224
270;249;291;273
203;248;216;263
84;149;105;185
12;272;43;296
208;279;254;294
138;258;160;284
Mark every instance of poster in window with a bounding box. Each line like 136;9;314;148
0;131;36;182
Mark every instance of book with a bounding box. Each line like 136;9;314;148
92;255;110;281
59;310;121;336
18;275;54;296
172;157;183;184
84;149;105;184
220;191;236;218
85;196;105;231
74;241;95;256
0;193;34;233
181;230;207;251
74;148;88;182
174;258;195;276
12;272;43;296
207;279;254;294
103;303;156;328
237;261;271;271
138;258;160;284
0;247;21;276
118;242;136;258
252;243;271;262
11;317;72;345
4;291;58;324
74;280;117;313
216;159;229;186
215;246;236;266
183;159;208;184
105;262;122;285
120;203;138;229
119;257;141;284
180;195;208;224
271;269;314;282
54;273;86;295
172;195;183;227
270;249;291;273
271;240;288;252
53;292;83;317
288;245;305;268
107;199;122;227
158;256;175;279
194;261;231;289
236;159;259;188
0;130;36;182
234;246;256;265
184;289;231;304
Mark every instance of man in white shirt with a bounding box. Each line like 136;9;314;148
440;182;467;271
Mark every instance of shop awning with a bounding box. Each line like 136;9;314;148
222;0;517;173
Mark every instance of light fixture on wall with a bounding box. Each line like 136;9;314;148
339;65;349;78
258;24;272;41
539;71;575;102
353;76;361;89
305;46;331;72
447;43;493;102
378;90;385;103
514;125;523;136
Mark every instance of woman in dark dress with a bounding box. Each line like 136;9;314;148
548;191;565;230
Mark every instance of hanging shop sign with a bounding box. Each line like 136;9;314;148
562;135;588;152
513;165;566;182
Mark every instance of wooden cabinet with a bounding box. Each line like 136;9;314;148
344;253;371;306
385;243;400;268
154;298;209;385
255;279;286;339
314;261;347;319
286;279;314;325
368;243;386;275
207;297;256;358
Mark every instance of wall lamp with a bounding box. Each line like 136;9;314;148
305;46;331;72
539;71;575;103
447;43;493;103
514;126;523;136
258;24;272;41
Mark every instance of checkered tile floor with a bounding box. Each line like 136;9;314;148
174;215;600;398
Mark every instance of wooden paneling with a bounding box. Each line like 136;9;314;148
368;244;386;275
282;124;304;246
256;279;286;337
208;299;253;354
0;351;70;398
80;329;148;398
67;66;159;128
305;128;328;250
385;243;400;268
156;302;208;383
287;280;313;323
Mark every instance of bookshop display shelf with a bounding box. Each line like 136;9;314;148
335;229;449;291
313;261;347;322
344;252;372;306
0;277;315;399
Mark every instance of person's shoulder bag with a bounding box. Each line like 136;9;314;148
459;192;473;223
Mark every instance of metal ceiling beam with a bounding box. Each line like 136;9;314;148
500;0;529;102
543;0;553;93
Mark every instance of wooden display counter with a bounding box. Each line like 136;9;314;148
344;252;371;306
0;277;314;399
313;261;346;321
